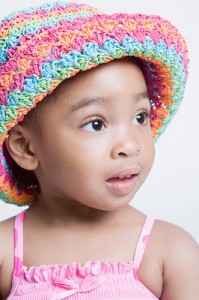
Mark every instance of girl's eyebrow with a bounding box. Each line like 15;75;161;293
70;91;149;113
70;96;107;112
137;91;149;100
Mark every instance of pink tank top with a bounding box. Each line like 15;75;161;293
7;210;159;299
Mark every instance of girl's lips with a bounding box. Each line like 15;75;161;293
105;167;140;195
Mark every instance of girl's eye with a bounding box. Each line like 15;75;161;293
135;111;150;125
82;119;105;132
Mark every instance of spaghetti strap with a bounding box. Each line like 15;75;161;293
133;216;155;272
13;210;26;277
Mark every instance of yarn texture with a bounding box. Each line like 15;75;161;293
0;1;189;205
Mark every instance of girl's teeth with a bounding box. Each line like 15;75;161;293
118;175;132;179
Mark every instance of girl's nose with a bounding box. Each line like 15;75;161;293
110;130;140;159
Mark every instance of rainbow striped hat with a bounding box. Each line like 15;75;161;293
0;1;189;206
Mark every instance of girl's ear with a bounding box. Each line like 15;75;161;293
5;124;38;171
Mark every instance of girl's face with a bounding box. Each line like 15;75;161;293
31;59;155;211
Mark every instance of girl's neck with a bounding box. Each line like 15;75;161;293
27;198;134;230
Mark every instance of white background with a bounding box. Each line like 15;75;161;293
0;0;198;242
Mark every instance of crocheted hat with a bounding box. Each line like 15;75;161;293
0;1;189;206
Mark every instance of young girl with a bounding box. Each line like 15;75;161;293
0;1;198;299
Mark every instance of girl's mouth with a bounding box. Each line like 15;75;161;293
105;167;140;195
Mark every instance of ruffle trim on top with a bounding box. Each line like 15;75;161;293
22;260;135;283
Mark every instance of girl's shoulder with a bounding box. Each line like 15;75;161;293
0;217;15;273
152;218;198;251
0;217;16;298
151;219;199;266
151;219;199;299
0;216;15;260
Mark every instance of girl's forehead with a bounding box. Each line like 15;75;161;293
58;58;146;97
